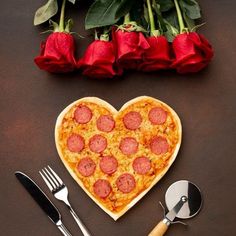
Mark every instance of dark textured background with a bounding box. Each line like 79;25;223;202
0;1;236;235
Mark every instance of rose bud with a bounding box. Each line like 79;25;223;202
78;36;122;79
34;32;77;73
112;27;150;70
171;32;214;74
138;35;171;71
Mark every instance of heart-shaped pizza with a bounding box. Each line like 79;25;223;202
55;96;182;220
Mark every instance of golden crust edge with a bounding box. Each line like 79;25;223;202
55;96;182;221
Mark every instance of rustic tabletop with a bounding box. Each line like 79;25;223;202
0;0;235;235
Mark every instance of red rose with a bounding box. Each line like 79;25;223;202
171;32;214;74
113;29;150;70
34;32;77;73
78;40;122;79
138;36;171;71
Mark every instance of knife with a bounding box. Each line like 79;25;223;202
15;171;72;236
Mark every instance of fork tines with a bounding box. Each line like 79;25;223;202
39;166;64;191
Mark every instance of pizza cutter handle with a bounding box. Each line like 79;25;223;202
148;219;169;236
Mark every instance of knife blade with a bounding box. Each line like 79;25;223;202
15;171;72;236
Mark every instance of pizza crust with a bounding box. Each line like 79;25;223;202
55;96;182;221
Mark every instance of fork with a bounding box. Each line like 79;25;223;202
39;166;92;236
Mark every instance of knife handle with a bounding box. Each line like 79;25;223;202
57;222;72;236
148;219;169;236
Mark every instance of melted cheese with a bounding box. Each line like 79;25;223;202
57;98;180;213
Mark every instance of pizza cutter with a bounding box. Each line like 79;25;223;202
148;180;202;236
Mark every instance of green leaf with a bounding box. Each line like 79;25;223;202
152;1;167;33
163;9;179;30
163;19;179;42
49;19;59;32
85;0;121;29
157;0;175;12
143;3;149;25
65;19;74;33
179;0;201;19
160;7;180;42
182;0;197;6
67;0;76;4
182;11;195;30
129;0;148;29
34;0;58;26
115;0;136;19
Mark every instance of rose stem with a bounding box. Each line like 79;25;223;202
146;0;156;35
124;13;130;24
173;0;185;33
59;0;67;32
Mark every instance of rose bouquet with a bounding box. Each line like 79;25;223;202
33;0;214;78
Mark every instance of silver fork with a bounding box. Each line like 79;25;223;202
39;166;92;236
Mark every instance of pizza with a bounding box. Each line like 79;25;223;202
55;96;182;220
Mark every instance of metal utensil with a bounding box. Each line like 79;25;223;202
148;180;202;236
39;166;91;236
15;171;72;236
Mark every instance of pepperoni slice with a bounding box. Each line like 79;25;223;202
96;115;115;132
116;173;136;193
77;157;96;177
133;157;151;175
100;156;118;175
148;107;167;125
150;136;169;155
89;134;107;153
74;105;92;124
123;111;142;130
119;137;138;155
93;179;112;198
67;134;84;152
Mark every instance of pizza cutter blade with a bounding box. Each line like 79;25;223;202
148;180;202;236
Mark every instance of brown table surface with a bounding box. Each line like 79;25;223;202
1;0;236;235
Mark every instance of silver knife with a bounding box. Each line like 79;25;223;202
15;171;72;236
